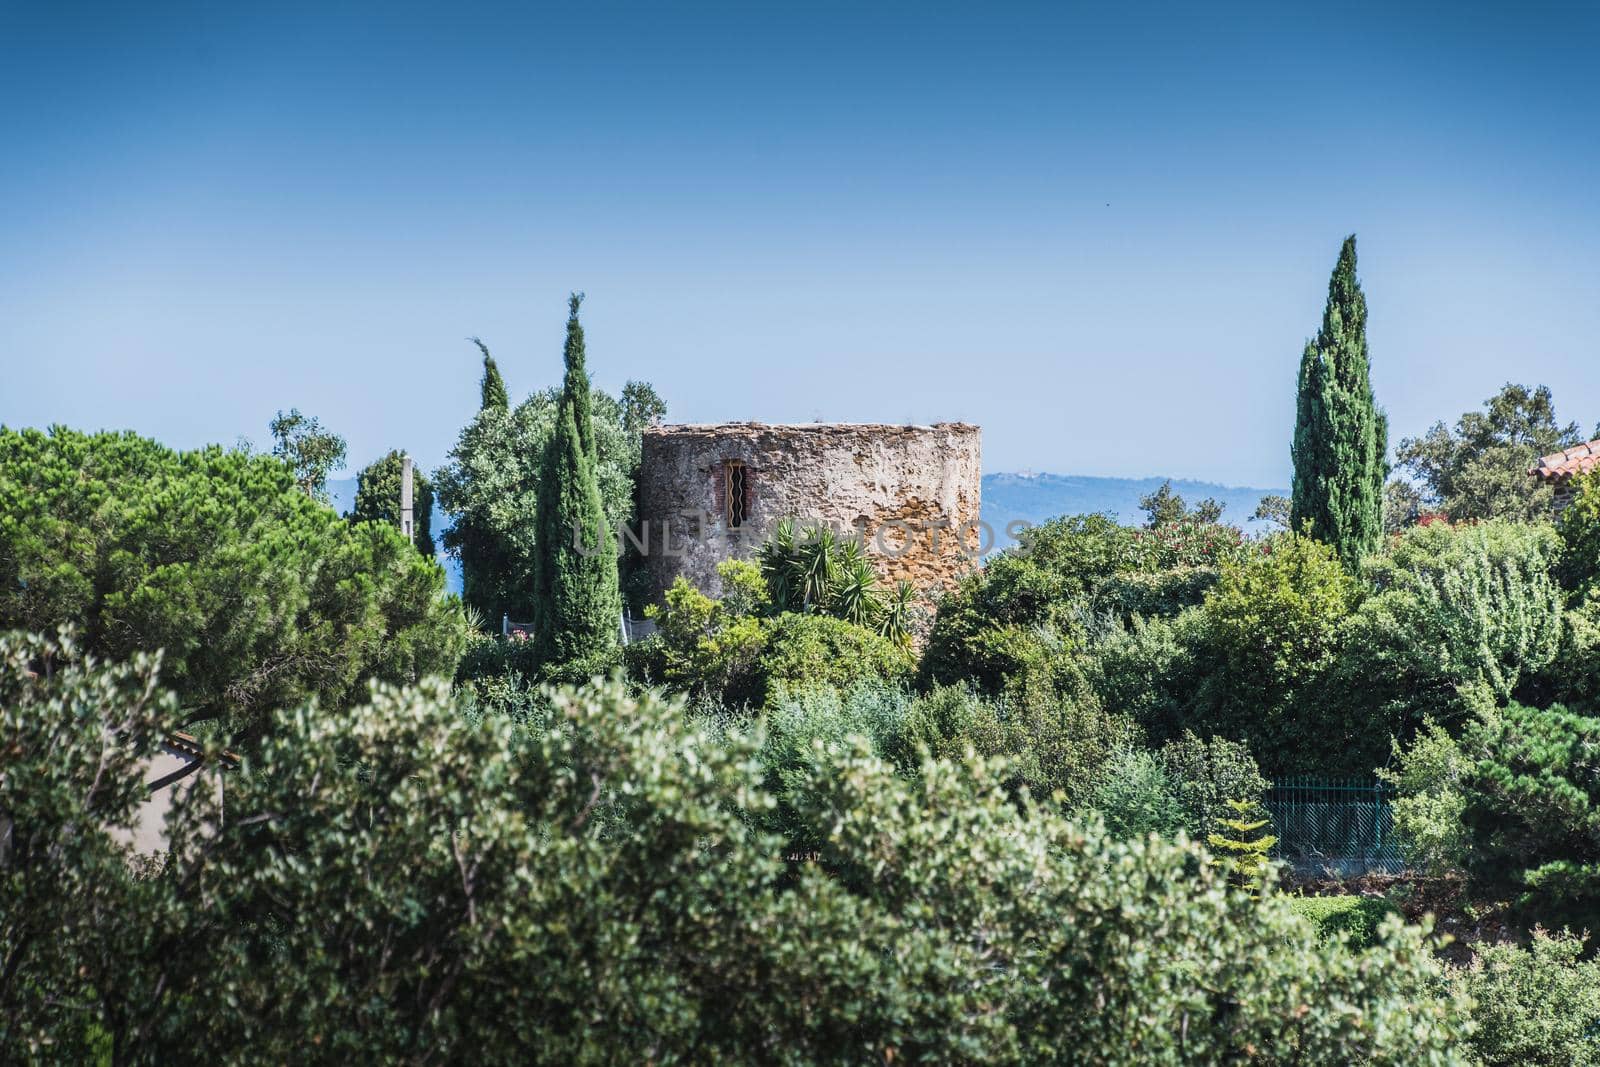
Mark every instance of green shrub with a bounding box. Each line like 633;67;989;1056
1087;612;1198;730
0;630;1475;1062
1123;534;1373;774
634;563;769;705
1459;701;1600;924
1558;467;1600;596
755;681;914;849
1452;930;1600;1067
455;631;543;685
1377;719;1470;875
1342;519;1564;728
1157;730;1270;839
899;682;1126;807
1089;565;1221;624
920;557;1080;693
1088;747;1184;839
757;612;914;704
1288;895;1403;949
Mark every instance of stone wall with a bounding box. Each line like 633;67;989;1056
636;422;982;604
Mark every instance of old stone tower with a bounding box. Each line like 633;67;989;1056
636;422;981;604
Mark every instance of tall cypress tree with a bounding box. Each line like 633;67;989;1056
531;293;621;663
471;337;509;411
1291;235;1387;571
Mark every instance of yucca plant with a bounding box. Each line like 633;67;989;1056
757;519;800;612
792;525;840;612
832;554;880;628
878;580;917;645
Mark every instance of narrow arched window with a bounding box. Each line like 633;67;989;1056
725;461;749;528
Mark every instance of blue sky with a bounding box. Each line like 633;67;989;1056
2;1;1596;485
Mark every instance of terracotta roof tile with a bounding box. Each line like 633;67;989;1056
1530;439;1600;483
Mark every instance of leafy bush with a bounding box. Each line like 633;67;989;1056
1459;701;1600;923
1089;565;1222;625
1452;930;1600;1067
1342;520;1563;727
1288;896;1403;949
1191;534;1358;740
1377;719;1470;875
1087;612;1198;731
757;613;915;704
1558;467;1600;596
1157;730;1270;839
753;681;913;849
0;427;467;736
634;564;769;705
1088;747;1184;839
1123;534;1370;773
0;631;1475;1062
920;557;1080;693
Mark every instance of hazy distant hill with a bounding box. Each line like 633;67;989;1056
328;471;1286;598
981;472;1286;549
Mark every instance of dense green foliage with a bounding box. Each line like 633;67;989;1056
1291;235;1386;571
759;613;915;698
1394;383;1584;524
268;407;347;502
1379;719;1471;875
1288;896;1403;949
0;427;466;736
632;562;914;708
1090;747;1185;839
1451;930;1600;1067
350;449;436;558
1156;730;1270;838
530;294;622;664
1558;467;1600;597
1091;534;1382;774
923;512;1244;696
2;631;1475;1064
1459;701;1600;924
434;360;660;627
1342;519;1563;727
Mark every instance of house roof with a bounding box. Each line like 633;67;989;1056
1529;439;1600;484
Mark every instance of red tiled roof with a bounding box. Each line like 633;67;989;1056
1530;439;1600;483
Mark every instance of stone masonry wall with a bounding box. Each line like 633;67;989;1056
636;422;982;604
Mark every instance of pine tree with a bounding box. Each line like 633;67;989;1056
471;336;509;411
1291;235;1387;571
1207;798;1277;894
531;293;621;663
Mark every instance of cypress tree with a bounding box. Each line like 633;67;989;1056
531;293;621;663
1291;235;1387;571
471;337;509;411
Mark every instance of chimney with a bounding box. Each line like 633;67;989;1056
400;455;415;544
